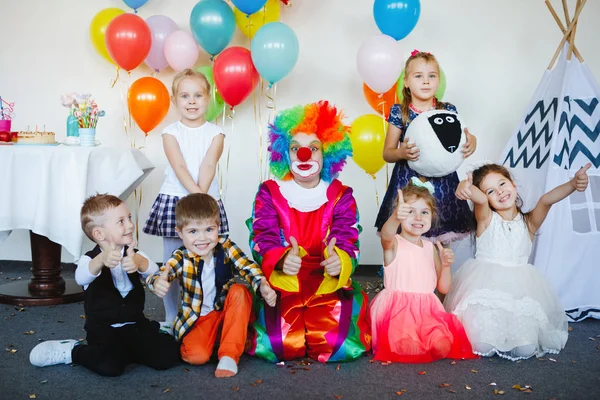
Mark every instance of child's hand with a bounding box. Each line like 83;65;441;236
283;236;302;276
455;172;473;200
572;163;591;192
320;238;341;276
399;136;420;161
436;241;454;268
121;241;138;274
259;278;277;307
101;243;122;268
395;189;411;221
153;268;171;298
462;128;477;158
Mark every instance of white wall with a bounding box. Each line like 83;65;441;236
1;0;599;265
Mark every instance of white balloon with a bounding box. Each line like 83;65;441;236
164;30;200;72
356;34;403;94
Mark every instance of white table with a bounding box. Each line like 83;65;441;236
0;144;154;305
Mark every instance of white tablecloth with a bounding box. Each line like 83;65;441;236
0;145;154;258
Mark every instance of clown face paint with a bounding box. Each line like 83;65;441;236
289;133;323;188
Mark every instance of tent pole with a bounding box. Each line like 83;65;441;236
562;0;571;27
546;0;583;62
567;0;582;60
547;0;587;69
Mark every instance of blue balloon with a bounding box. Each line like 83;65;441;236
122;0;149;12
373;0;421;41
190;0;236;56
251;22;299;85
232;0;267;15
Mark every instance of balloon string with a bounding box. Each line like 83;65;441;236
218;103;227;199
253;79;262;183
110;67;120;89
371;174;380;207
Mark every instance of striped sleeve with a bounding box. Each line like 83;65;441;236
222;238;264;293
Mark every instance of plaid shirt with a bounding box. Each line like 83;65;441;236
147;236;263;340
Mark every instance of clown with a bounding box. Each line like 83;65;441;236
247;101;371;363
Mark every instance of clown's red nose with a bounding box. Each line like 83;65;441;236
297;147;311;162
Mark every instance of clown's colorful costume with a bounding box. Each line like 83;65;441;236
246;101;371;363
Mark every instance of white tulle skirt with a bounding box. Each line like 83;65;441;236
444;258;568;361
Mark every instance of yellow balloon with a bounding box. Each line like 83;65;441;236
234;0;280;39
89;7;125;65
350;114;387;176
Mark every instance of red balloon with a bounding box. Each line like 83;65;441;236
105;14;152;71
214;47;259;108
128;77;170;135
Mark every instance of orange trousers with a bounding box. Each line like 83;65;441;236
180;284;252;365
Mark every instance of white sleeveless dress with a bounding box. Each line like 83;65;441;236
444;212;568;361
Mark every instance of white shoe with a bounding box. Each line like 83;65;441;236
159;321;173;336
30;339;77;367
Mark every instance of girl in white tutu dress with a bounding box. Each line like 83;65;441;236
445;163;591;361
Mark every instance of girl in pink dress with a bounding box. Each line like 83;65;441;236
370;178;476;363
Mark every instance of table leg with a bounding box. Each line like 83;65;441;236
0;231;84;306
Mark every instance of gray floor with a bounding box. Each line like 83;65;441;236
1;261;599;400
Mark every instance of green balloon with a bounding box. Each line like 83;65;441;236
396;68;446;103
195;65;225;122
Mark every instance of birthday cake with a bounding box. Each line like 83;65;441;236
18;131;56;144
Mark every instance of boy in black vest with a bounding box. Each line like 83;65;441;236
146;193;276;378
29;194;180;376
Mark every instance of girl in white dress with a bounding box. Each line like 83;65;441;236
444;162;590;360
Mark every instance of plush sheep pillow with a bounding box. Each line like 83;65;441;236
404;110;466;177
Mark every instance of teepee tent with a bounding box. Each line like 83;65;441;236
500;0;600;321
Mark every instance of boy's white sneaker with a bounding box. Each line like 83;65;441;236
30;339;77;367
159;321;173;336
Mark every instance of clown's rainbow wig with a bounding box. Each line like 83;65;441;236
268;101;352;182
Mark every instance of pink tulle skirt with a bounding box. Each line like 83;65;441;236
370;290;477;363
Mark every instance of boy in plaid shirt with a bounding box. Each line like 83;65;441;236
147;193;276;378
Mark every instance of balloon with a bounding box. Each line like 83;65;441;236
128;77;170;135
105;14;152;71
251;22;299;85
396;68;446;102
164;30;200;72
373;0;421;40
356;34;403;94
122;0;149;12
145;15;179;72
190;0;236;56
350;114;387;176
195;66;225;122
232;0;267;15
363;83;396;118
234;0;280;38
89;8;125;65
213;47;259;108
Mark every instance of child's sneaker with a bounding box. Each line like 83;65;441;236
30;339;77;367
159;321;173;336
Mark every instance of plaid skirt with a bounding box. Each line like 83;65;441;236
143;193;229;237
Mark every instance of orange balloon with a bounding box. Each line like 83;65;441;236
128;77;170;135
363;83;397;119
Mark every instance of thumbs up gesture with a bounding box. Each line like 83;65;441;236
101;242;122;269
455;172;474;200
395;189;411;221
153;268;171;298
436;241;454;269
282;236;302;276
573;163;591;192
121;241;138;274
259;278;277;307
320;237;341;276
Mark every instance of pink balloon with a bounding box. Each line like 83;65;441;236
356;34;403;94
145;15;179;72
164;30;200;72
